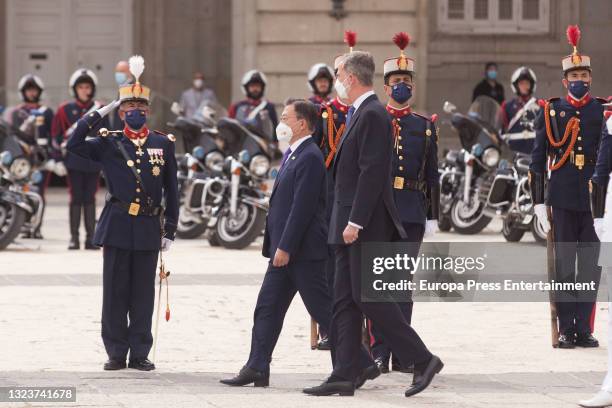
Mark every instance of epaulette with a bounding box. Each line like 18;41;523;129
605;111;612;119
595;97;608;104
537;98;546;108
547;97;560;103
413;112;435;122
154;129;176;142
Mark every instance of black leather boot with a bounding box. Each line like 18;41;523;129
83;203;98;250
68;204;81;250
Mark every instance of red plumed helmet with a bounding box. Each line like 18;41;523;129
344;30;357;49
566;25;581;48
393;32;410;51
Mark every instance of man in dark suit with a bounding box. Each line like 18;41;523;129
303;51;443;398
220;100;332;387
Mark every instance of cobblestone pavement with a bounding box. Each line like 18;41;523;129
0;188;607;407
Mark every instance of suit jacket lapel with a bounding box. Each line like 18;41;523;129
271;138;313;199
333;94;378;168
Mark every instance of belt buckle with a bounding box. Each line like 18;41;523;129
128;202;140;216
393;176;404;189
575;154;584;169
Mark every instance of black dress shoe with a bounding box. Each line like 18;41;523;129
128;358;155;371
355;364;381;389
68;238;79;250
303;377;355;396
316;336;331;351
220;366;269;387
84;240;99;250
103;359;126;370
405;355;444;397
558;334;576;349
375;357;389;374
575;333;599;348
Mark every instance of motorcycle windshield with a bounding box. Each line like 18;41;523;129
192;100;228;127
467;96;502;133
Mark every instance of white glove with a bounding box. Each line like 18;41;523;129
594;218;605;241
424;219;439;238
53;161;67;177
161;237;173;252
96;99;120;118
533;204;551;234
44;159;56;172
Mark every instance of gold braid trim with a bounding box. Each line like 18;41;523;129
544;101;580;171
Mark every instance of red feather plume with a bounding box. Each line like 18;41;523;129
393;32;410;51
566;25;580;48
344;30;357;48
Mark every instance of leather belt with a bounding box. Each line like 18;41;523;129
393;177;426;192
108;195;162;217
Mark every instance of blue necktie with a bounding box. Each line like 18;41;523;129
345;106;356;128
280;148;292;170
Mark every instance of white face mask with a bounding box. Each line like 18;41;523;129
193;79;204;89
334;77;349;100
276;121;293;143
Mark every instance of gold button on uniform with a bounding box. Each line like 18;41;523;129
399;145;403;149
399;166;404;171
136;159;141;164
137;169;141;173
399;155;404;160
136;188;141;193
135;198;140;203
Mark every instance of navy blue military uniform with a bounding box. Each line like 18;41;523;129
52;99;107;248
66;110;178;362
501;96;540;154
369;105;439;370
530;95;605;337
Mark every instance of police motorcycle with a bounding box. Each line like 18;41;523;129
0;111;46;249
481;96;546;243
439;96;502;234
174;104;272;246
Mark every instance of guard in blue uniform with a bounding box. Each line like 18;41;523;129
52;68;107;250
530;25;604;349
307;63;334;106
8;74;54;238
369;32;440;373
228;70;278;142
500;66;540;154
66;56;179;371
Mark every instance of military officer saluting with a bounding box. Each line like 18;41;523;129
531;25;605;349
369;32;439;373
66;56;179;371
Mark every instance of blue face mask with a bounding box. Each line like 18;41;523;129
115;72;128;86
391;82;412;104
568;80;590;99
124;109;147;130
486;70;497;80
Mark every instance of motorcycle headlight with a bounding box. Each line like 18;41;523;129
482;147;500;167
192;146;206;160
0;150;13;166
10;157;31;180
249;154;270;177
205;151;225;172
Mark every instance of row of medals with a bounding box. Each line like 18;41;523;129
125;137;164;177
